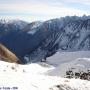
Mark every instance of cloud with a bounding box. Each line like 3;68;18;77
0;0;90;21
0;3;89;15
62;0;90;5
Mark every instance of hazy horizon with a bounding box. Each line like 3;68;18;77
0;0;90;22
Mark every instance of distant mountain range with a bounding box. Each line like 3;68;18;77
0;16;90;64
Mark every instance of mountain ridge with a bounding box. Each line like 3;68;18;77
0;16;90;63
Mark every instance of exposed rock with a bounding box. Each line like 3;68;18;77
0;44;21;64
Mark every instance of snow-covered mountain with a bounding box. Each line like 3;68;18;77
0;19;28;39
24;16;90;63
0;16;90;63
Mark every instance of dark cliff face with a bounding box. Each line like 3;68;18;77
0;16;90;64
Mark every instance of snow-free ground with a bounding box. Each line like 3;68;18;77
0;51;90;90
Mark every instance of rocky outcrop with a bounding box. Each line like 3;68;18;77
0;44;21;64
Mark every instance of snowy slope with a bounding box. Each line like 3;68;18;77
47;51;90;66
27;21;42;35
46;51;90;78
0;50;90;90
47;58;90;77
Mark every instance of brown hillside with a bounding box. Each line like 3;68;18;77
0;44;21;64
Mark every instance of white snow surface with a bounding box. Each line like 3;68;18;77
47;51;90;66
0;51;90;90
47;51;90;77
28;21;42;35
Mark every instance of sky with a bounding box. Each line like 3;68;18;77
0;0;90;22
